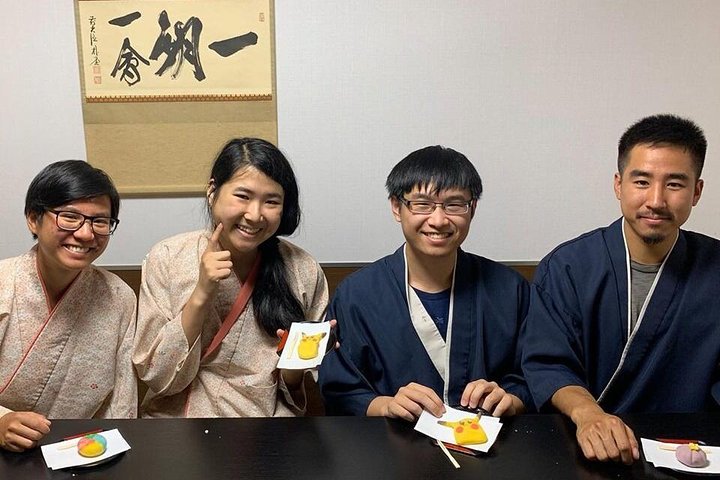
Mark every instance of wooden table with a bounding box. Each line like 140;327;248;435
2;413;717;479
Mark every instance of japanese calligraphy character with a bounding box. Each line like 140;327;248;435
111;38;150;86
149;10;206;81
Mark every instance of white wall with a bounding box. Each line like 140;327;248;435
2;1;720;266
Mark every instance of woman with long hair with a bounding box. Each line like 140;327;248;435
133;138;328;417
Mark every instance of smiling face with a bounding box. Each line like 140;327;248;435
614;143;703;263
27;195;112;280
391;185;475;263
209;166;284;261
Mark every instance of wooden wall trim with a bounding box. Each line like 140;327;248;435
109;263;537;298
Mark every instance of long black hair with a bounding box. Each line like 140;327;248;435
208;138;304;336
24;160;120;239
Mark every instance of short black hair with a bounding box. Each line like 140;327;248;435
386;145;483;200
209;138;300;236
618;114;707;178
24;160;120;236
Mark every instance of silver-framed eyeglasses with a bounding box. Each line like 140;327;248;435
48;210;119;236
400;197;472;215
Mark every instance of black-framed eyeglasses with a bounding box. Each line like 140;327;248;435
48;210;119;236
400;197;472;215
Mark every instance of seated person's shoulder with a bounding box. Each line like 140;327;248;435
684;230;720;255
88;266;137;306
466;251;526;284
277;238;321;271
532;225;613;285
0;255;22;285
0;255;18;270
333;253;398;299
0;256;22;303
146;230;207;261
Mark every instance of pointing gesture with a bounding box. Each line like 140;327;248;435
206;222;224;252
198;223;233;294
181;223;234;343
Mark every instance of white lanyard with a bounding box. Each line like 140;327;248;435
597;219;676;403
403;245;456;404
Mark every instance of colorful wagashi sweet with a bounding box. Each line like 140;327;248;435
77;433;108;458
297;332;327;359
437;416;488;445
675;443;709;468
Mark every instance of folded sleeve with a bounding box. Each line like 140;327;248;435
133;243;202;397
318;291;378;416
521;261;588;411
97;286;139;418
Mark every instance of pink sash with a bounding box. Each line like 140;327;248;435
201;254;261;360
183;253;261;416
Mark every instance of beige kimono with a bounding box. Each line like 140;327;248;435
133;230;328;418
0;247;138;419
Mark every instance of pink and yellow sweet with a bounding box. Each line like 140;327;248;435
77;434;108;458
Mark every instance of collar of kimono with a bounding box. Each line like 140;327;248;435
403;244;457;404
34;248;83;315
201;252;262;361
597;219;678;403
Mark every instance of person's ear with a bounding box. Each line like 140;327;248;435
692;178;704;206
613;172;623;200
207;180;216;206
26;212;41;237
469;199;478;219
390;197;402;222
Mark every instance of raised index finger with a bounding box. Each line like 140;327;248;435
207;223;224;252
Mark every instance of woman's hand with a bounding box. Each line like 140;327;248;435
0;412;51;452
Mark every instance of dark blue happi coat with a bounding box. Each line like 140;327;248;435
522;218;720;413
318;246;531;415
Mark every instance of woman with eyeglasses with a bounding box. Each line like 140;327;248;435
0;161;137;452
133;138;328;417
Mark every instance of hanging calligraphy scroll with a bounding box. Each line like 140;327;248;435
75;0;276;195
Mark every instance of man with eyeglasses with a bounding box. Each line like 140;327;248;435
0;160;137;452
319;146;531;420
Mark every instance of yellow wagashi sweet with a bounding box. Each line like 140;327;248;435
297;332;327;359
437;416;488;445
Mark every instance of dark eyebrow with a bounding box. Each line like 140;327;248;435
443;195;471;202
406;193;470;202
233;186;283;199
627;169;689;181
406;193;433;200
627;169;650;178
60;206;111;217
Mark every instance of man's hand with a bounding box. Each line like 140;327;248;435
0;412;51;452
552;385;639;464
574;410;639;464
460;379;523;416
366;383;445;421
